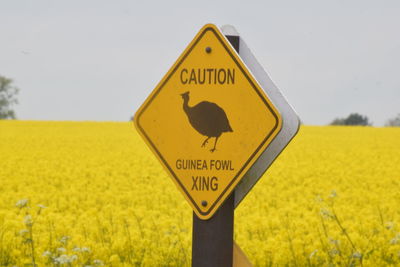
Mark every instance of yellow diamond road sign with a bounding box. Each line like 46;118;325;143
134;24;282;220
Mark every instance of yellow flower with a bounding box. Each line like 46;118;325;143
0;121;399;266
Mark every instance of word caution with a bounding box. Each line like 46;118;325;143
180;68;235;85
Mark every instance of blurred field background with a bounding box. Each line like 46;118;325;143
1;121;400;266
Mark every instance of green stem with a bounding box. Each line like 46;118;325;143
28;224;36;266
331;206;363;266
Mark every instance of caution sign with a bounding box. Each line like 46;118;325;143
134;24;282;220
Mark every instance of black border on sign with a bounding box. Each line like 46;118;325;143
136;26;280;217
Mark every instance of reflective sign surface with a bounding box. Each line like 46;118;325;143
134;24;282;219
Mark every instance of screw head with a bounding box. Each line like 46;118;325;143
205;47;212;53
201;200;208;207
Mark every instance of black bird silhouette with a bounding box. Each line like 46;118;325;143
181;91;233;152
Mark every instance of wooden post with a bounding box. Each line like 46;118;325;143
192;193;234;267
191;34;240;267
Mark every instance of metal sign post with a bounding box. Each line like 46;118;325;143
219;25;300;208
192;34;239;267
134;23;300;267
192;193;234;267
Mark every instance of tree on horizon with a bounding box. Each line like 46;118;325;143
385;114;400;127
0;75;19;119
330;113;372;126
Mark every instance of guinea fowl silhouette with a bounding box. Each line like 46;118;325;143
181;91;233;152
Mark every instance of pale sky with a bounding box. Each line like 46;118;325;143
1;0;399;126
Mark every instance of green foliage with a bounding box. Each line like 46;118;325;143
330;113;371;126
330;118;346;126
385;114;400;127
0;75;19;119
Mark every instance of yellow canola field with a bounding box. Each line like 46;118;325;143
0;121;400;266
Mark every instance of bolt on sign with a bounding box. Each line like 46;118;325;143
134;24;283;220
